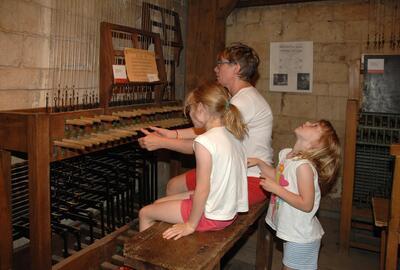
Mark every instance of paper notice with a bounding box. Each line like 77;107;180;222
112;65;128;83
124;48;160;82
367;59;384;74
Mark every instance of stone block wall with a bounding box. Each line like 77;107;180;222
0;0;187;111
226;0;400;209
0;0;52;110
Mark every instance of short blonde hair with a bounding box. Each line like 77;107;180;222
184;82;247;140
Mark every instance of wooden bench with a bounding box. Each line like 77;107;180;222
371;196;389;270
371;144;400;270
123;201;273;270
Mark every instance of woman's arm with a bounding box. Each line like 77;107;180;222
259;163;315;212
176;127;205;139
162;142;211;240
138;127;202;154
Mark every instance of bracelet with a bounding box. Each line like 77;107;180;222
175;129;179;139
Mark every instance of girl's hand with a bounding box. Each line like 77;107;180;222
138;130;163;150
162;223;195;240
247;157;260;168
259;176;280;194
138;127;177;151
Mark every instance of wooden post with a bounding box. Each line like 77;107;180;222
27;114;51;270
339;99;359;253
348;60;361;100
255;217;273;270
185;0;238;93
385;144;400;269
0;150;12;270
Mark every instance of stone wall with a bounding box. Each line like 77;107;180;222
0;0;187;111
0;0;52;110
226;0;400;210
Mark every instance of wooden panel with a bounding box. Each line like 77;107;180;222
0;150;12;270
236;0;328;8
27;114;52;270
385;144;400;269
339;99;359;253
348;60;361;100
256;218;273;270
372;197;389;227
0;113;28;152
391;144;400;156
185;0;238;93
53;223;134;270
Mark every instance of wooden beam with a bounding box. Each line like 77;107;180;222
339;99;359;253
236;0;329;8
385;144;400;269
348;60;361;100
0;113;28;152
27;114;51;270
0;150;12;270
185;0;238;94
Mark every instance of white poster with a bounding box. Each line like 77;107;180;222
269;41;313;92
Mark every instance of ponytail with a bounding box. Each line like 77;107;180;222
223;102;247;140
184;82;247;140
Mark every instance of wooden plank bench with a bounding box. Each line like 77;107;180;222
371;196;390;270
123;201;273;270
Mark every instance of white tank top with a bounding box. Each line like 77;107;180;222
194;127;248;220
265;148;324;243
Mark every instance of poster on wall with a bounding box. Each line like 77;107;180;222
269;41;313;93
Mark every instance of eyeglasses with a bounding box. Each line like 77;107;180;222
216;60;233;66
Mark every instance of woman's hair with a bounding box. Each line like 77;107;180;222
296;120;341;196
184;82;247;140
217;42;259;82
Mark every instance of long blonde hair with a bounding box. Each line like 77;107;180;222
184;82;247;140
296;120;341;195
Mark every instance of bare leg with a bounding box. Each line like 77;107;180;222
154;191;193;204
166;173;189;196
139;192;191;231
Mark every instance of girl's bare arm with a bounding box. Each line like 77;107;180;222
260;163;315;212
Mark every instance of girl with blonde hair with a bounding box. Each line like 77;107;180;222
139;82;249;239
248;120;340;270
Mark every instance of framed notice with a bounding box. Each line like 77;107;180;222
269;41;313;93
362;55;400;113
124;48;159;82
112;65;128;83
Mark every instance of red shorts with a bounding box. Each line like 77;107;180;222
185;169;269;205
180;197;235;232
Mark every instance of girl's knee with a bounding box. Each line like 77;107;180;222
166;177;180;195
166;175;186;195
139;205;151;220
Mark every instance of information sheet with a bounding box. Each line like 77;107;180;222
269;41;313;92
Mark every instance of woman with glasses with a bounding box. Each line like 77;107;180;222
138;42;273;205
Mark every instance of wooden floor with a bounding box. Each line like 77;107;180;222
222;214;381;270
